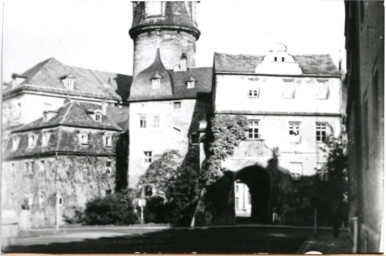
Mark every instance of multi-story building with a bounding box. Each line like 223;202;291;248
345;1;384;253
213;44;343;176
128;1;212;187
2;101;123;227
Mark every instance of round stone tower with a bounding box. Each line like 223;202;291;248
129;1;200;76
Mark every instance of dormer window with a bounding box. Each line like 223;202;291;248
28;133;38;149
11;136;20;151
186;76;196;89
61;74;75;90
87;109;102;122
95;112;102;122
104;132;113;147
151;72;162;89
79;130;89;145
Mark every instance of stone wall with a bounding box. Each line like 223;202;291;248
2;155;116;227
133;30;196;75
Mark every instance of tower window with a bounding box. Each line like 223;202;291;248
316;123;327;142
282;57;285;62
105;160;112;175
248;120;260;140
274;57;277;62
152;78;161;89
140;115;147;128
145;2;163;17
144;151;152;163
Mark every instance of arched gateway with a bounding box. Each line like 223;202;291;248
235;166;271;223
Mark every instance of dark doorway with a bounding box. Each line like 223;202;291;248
235;166;271;223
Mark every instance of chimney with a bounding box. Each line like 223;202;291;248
43;110;58;122
11;73;27;88
179;53;187;72
102;101;107;115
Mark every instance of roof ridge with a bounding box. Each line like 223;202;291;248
59;101;75;124
27;57;62;83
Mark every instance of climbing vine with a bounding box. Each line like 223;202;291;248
201;114;249;187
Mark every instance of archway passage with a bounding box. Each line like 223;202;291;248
235;166;271;223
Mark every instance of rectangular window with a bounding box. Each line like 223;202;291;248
248;120;260;139
40;160;45;172
289;122;301;143
282;82;295;99
104;133;113;147
316;123;327;142
289;162;303;181
154;115;160;128
173;102;181;112
144;151;153;163
316;82;329;99
28;134;37;148
105;160;112;175
145;2;163;17
235;197;239;209
140;115;147;128
80;131;88;145
248;89;259;98
152;79;161;89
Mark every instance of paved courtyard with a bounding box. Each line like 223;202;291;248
5;225;313;254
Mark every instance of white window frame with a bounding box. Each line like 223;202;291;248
316;123;327;142
28;133;37;149
79;130;89;145
187;81;195;89
248;120;260;140
140;115;147;128
248;89;260;98
104;132;113;147
11;136;20;151
144;151;153;163
41;131;50;147
289;122;301;143
289;162;303;181
152;78;161;89
145;1;163;17
94;111;102;122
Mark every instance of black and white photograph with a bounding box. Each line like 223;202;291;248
1;0;384;254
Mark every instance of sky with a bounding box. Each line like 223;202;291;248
1;0;345;81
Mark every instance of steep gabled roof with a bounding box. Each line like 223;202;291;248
13;101;122;133
4;58;132;101
214;52;341;76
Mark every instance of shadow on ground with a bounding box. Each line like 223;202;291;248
4;227;311;254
